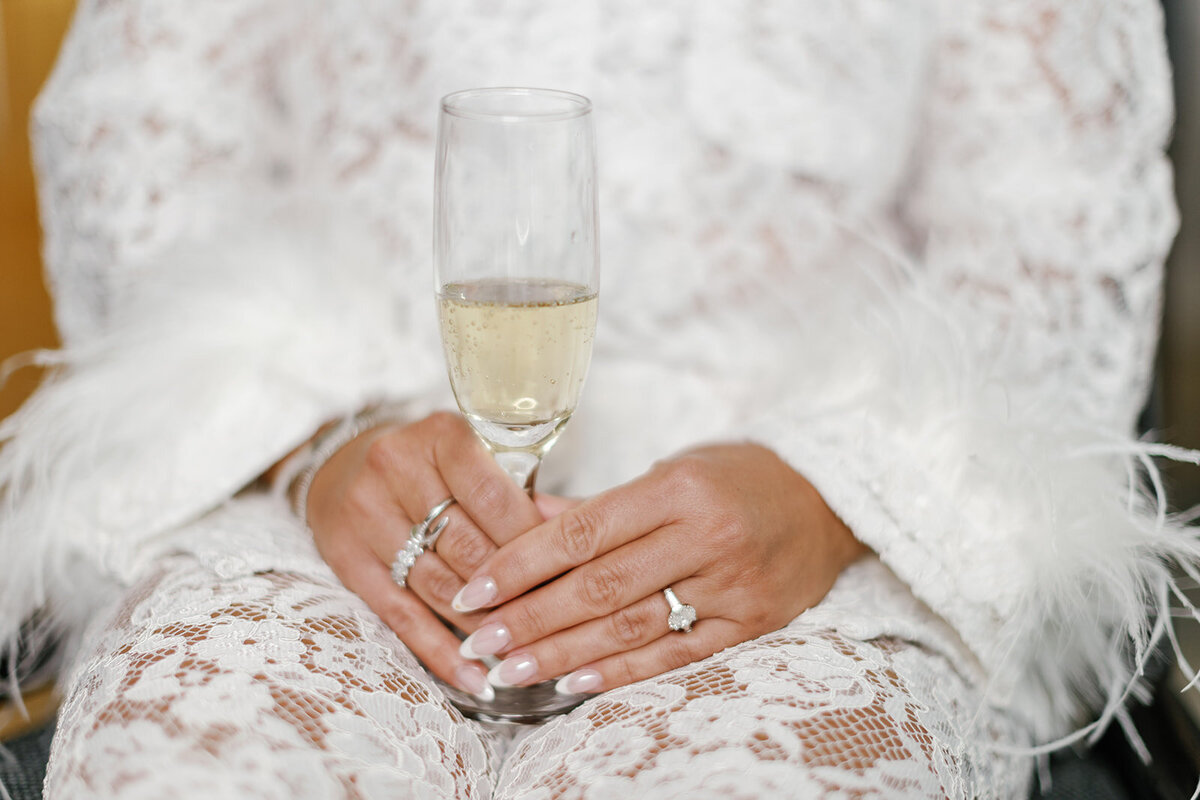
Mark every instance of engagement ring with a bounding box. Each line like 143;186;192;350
663;587;697;633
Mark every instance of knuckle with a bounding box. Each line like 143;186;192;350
663;634;701;670
419;565;462;607
663;457;714;497
580;563;627;611
715;511;751;546
608;604;646;648
441;528;492;573
363;434;401;475
506;599;551;641
466;473;512;520
540;634;575;673
378;598;418;636
612;655;637;689
556;509;600;563
426;410;462;437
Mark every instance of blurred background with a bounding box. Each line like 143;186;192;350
0;0;65;423
1163;0;1200;512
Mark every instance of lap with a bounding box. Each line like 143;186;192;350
499;625;1031;799
46;554;501;800
44;514;1032;800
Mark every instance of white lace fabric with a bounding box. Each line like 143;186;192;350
1;0;1188;797
47;499;1029;799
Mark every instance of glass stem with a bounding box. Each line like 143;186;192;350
493;450;541;494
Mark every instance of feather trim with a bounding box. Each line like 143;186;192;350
0;208;444;680
738;253;1200;744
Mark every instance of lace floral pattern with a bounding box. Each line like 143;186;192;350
49;559;500;799
47;501;1029;798
10;0;1181;796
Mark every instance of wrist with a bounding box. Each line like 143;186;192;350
285;403;412;525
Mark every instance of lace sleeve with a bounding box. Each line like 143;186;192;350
741;0;1194;742
904;0;1177;432
2;0;443;660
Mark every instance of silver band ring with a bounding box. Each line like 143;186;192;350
391;497;457;587
663;587;697;633
417;497;457;549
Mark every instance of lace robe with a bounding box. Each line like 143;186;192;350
1;0;1190;797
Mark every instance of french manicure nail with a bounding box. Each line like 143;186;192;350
459;622;511;660
488;654;538;688
455;664;495;703
452;577;499;612
555;668;603;696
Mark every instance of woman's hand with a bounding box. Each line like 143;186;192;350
449;443;867;694
305;410;544;700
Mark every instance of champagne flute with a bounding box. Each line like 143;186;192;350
433;88;598;721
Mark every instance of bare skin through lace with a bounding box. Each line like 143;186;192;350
50;559;502;798
47;554;1028;799
504;638;947;798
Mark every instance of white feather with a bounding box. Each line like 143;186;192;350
0;207;444;683
739;242;1200;745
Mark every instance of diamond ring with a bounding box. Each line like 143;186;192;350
391;497;456;587
662;587;697;633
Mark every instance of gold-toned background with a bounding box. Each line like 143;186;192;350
0;0;70;421
0;0;72;740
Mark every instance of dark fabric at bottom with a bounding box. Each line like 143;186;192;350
1038;753;1131;800
0;719;54;800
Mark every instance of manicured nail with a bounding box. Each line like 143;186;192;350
488;654;538;687
452;577;498;612
459;622;511;660
555;668;603;696
455;664;495;703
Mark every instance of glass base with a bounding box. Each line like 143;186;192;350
431;627;588;723
438;677;587;724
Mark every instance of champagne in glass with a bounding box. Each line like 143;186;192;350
434;88;598;721
439;278;598;486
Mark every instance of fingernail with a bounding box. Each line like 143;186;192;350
452;577;498;612
488;654;538;687
555;668;603;696
455;664;495;703
459;622;511;660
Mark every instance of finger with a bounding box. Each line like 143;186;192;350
553;618;738;695
368;415;505;580
403;550;489;633
452;471;676;613
348;492;485;630
534;493;582;519
433;413;543;546
425;504;502;582
388;498;498;583
463;524;699;652
332;543;497;703
477;583;710;688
